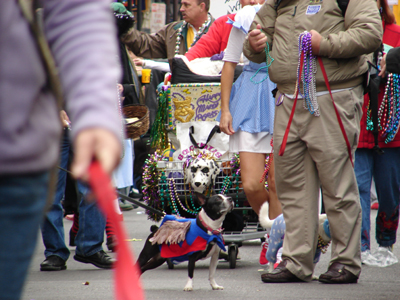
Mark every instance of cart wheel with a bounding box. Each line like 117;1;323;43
228;246;237;269
167;259;174;269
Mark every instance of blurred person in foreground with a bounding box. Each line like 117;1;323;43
0;1;122;299
243;0;382;283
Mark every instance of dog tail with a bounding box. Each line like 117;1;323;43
259;201;274;230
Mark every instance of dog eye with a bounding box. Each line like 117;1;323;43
201;167;209;173
191;166;197;173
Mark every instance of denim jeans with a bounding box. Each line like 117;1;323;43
74;182;106;257
355;147;400;251
41;129;70;261
41;130;106;260
0;172;49;300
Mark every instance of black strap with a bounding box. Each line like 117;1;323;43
118;193;165;217
368;73;384;155
274;0;283;10
189;125;221;149
18;1;64;110
336;0;349;16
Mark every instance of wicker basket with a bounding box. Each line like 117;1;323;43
122;104;149;140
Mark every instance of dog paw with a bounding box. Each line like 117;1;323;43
211;284;224;290
183;286;193;292
183;278;193;291
210;280;223;290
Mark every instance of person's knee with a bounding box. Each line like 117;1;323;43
242;180;264;197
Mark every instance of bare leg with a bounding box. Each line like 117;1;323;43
239;152;269;215
267;154;282;219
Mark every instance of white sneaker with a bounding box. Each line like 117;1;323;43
361;250;380;266
373;246;398;267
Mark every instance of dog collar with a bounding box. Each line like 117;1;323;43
197;213;223;235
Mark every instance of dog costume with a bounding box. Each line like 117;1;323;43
150;215;226;264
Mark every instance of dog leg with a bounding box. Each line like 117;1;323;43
140;253;166;274
137;226;160;274
184;256;197;291
209;248;223;290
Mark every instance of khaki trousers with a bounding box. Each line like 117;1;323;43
273;85;364;281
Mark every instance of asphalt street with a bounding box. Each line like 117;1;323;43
23;207;400;300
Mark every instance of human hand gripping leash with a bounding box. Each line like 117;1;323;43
88;161;144;300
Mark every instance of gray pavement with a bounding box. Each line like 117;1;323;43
23;208;400;300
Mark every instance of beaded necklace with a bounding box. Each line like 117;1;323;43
169;178;201;215
150;86;169;150
366;99;374;131
220;176;233;195
227;153;242;207
377;73;400;143
295;31;319;116
185;184;201;214
142;153;164;222
174;13;212;56
259;138;274;186
250;40;274;84
158;171;167;208
167;178;180;215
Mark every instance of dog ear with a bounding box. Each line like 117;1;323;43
210;160;220;187
194;192;206;206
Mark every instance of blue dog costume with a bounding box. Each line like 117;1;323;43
157;215;226;264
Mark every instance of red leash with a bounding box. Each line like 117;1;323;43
317;57;353;167
278;55;354;167
88;161;145;300
278;54;303;157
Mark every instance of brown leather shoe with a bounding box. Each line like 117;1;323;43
261;260;302;283
319;262;358;284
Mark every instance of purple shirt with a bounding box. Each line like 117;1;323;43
0;0;122;174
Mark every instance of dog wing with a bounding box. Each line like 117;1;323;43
150;220;191;245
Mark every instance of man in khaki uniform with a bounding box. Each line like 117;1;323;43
123;0;213;60
243;0;382;283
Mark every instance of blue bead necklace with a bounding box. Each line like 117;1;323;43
250;39;274;84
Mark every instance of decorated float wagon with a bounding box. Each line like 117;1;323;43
139;57;271;268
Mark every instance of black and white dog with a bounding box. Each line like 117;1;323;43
137;193;233;291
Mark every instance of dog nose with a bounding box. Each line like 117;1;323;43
195;182;201;187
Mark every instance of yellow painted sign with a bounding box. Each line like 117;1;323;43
167;83;221;130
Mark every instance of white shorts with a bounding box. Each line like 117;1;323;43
229;130;272;155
